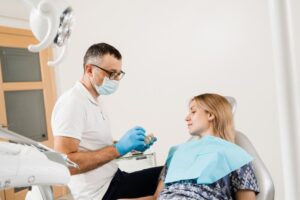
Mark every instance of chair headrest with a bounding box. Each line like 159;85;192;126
225;96;237;115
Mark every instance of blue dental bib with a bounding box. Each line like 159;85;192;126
165;135;253;184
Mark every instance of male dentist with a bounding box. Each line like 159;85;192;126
52;43;162;200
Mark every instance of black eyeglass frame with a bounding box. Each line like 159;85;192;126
90;64;125;80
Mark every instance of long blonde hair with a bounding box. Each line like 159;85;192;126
191;93;235;143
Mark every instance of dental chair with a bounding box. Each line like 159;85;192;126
235;131;275;200
227;96;275;200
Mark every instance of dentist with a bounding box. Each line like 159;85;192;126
51;43;162;200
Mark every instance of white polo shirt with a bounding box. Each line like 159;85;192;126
51;82;118;200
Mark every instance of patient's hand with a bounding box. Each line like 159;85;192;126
235;190;256;200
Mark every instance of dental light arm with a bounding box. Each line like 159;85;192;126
0;127;79;190
24;0;74;66
0;142;69;189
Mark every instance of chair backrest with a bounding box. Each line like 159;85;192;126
235;131;275;200
225;96;275;199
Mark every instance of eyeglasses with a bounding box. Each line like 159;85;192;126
90;64;125;80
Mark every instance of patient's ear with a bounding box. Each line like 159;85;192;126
207;113;215;121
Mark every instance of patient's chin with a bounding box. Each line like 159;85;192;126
190;132;201;137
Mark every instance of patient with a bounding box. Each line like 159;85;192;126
123;93;259;200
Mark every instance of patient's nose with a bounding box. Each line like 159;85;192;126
185;114;190;121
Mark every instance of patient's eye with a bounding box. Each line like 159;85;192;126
189;106;197;115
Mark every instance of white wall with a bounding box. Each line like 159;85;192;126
290;0;300;84
0;0;29;29
1;0;297;199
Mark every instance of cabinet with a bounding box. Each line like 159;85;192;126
117;152;157;172
0;191;4;200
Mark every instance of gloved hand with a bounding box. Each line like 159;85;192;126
114;126;147;156
140;135;157;152
135;137;156;152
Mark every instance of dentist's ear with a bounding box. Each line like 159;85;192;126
208;113;215;121
85;64;93;76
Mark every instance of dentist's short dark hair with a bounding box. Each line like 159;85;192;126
83;43;122;68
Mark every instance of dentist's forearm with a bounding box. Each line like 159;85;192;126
67;145;120;175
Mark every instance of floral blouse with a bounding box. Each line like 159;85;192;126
158;162;259;200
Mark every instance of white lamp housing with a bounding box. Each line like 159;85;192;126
25;0;74;66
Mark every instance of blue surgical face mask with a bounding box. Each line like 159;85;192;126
91;76;119;95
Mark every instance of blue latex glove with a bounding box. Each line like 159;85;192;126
115;126;146;156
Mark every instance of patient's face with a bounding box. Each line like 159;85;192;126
185;100;211;136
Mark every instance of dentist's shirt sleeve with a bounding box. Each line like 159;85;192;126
51;97;86;141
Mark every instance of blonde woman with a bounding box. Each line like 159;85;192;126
125;93;259;200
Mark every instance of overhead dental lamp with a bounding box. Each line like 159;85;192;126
24;0;74;66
